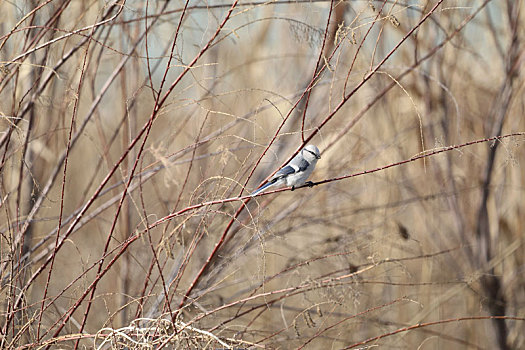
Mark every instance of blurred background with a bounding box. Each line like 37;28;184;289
1;0;524;348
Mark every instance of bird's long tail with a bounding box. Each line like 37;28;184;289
251;181;275;196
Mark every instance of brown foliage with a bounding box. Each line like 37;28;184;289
1;0;524;348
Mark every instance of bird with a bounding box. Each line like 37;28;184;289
251;144;321;196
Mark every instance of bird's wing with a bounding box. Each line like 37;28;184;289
274;165;298;178
276;158;310;177
289;157;310;171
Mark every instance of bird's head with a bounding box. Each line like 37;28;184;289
303;144;321;161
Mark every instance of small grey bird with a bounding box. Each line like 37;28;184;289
251;145;321;196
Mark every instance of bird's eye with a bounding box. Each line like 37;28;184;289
305;149;320;159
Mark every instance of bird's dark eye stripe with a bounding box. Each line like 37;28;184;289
305;149;320;158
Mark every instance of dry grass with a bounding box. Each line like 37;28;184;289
1;0;525;349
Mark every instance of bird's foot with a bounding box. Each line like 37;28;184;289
305;181;314;187
291;185;295;191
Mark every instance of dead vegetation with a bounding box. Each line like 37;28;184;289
1;0;524;349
